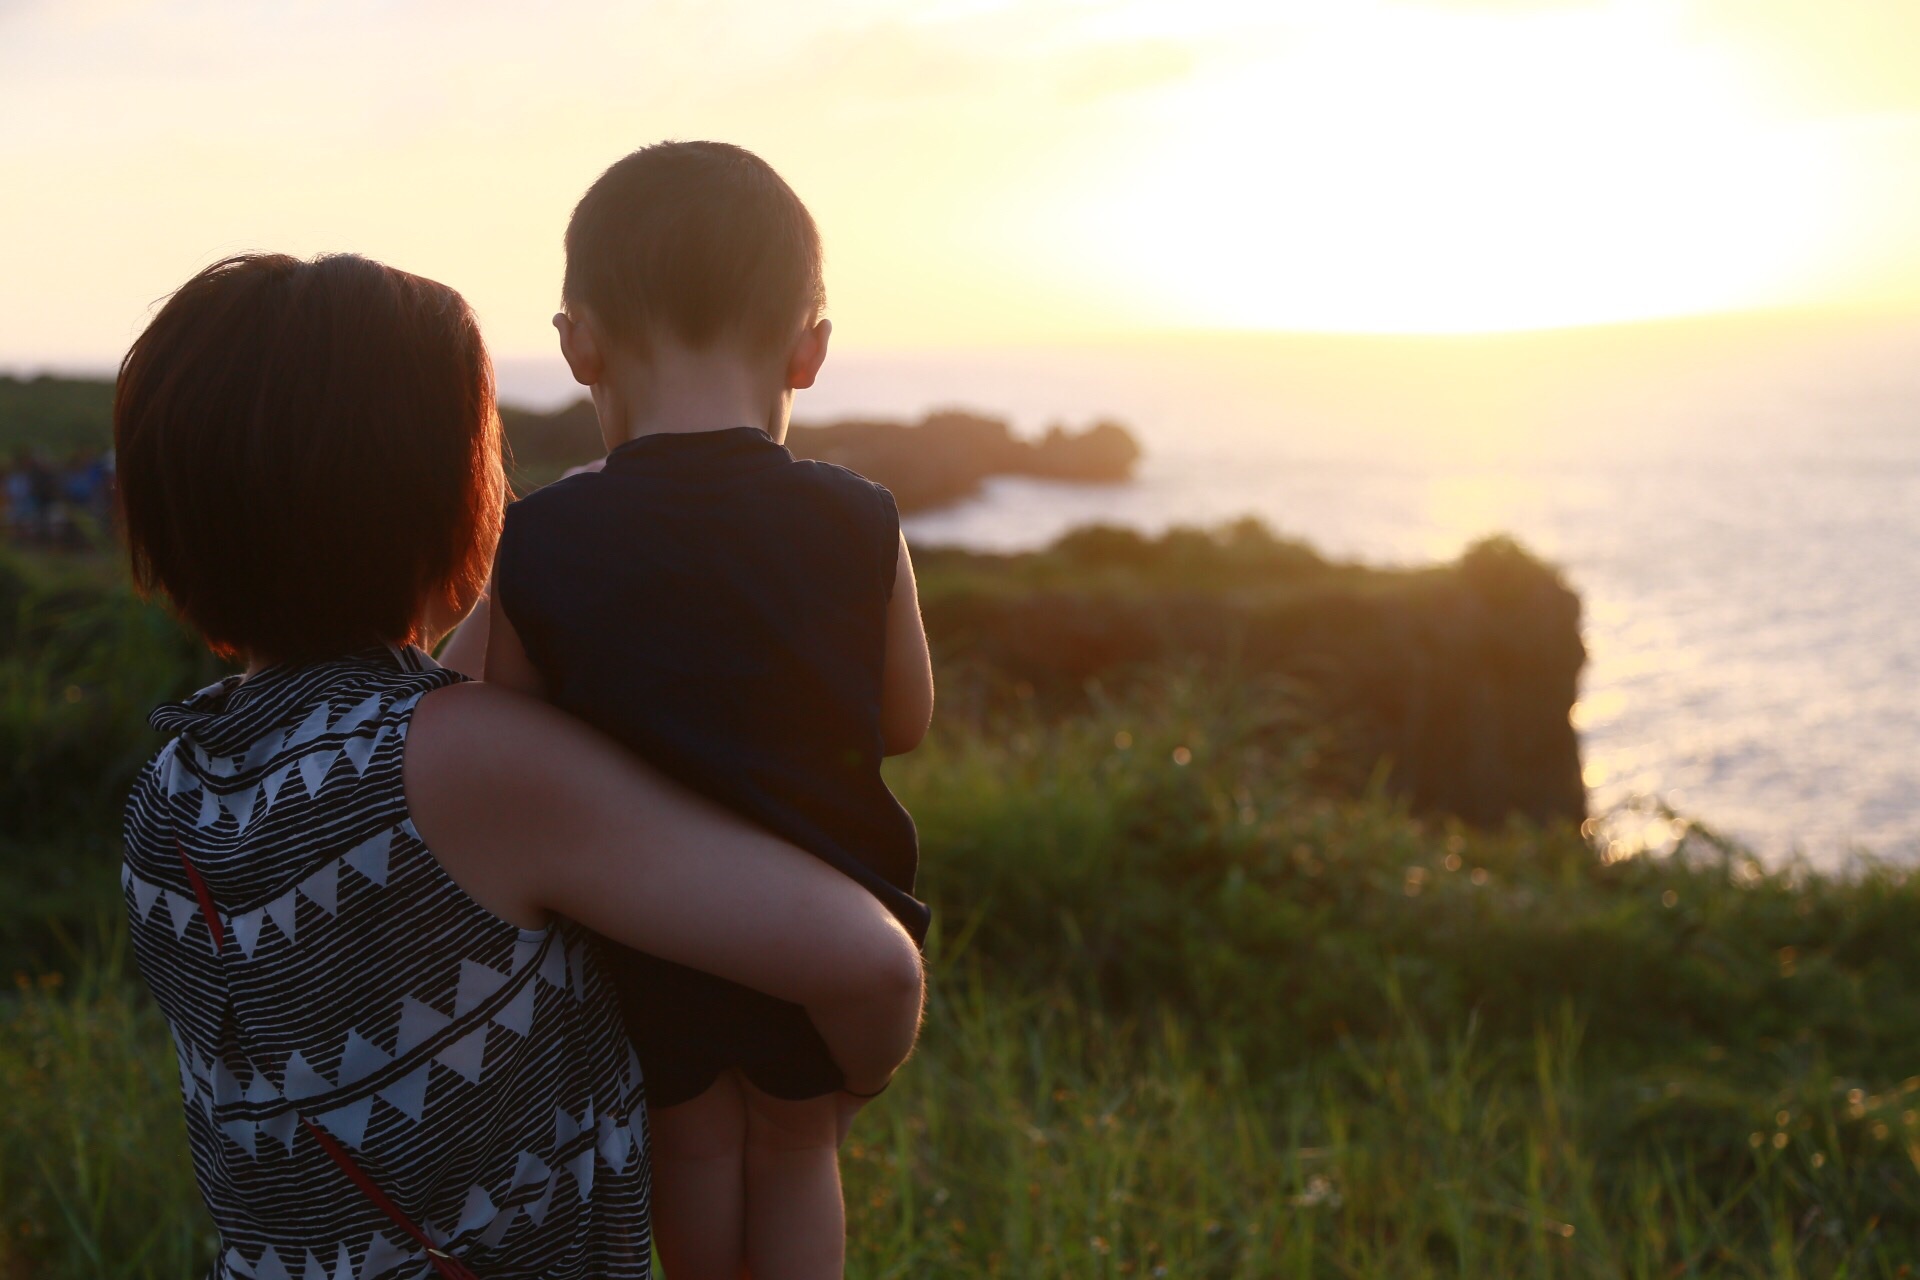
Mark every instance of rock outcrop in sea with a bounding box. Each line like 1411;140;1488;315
499;401;1141;511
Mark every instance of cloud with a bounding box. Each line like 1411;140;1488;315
1689;0;1920;117
1056;38;1195;103
787;20;1004;103
1398;0;1606;10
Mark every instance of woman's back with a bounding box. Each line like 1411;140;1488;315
124;646;650;1279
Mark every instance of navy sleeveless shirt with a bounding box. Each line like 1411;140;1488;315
495;428;928;944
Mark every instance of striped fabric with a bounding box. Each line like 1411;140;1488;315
123;646;651;1280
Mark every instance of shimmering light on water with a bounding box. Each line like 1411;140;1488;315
898;450;1920;865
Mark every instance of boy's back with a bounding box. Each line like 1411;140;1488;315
494;425;928;1102
486;137;930;1278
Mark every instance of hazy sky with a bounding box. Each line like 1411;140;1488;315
4;0;1919;362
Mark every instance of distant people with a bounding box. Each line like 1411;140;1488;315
1;456;30;539
69;447;115;542
0;448;119;547
55;449;95;546
446;140;934;1280
26;452;56;543
113;252;921;1277
96;448;117;531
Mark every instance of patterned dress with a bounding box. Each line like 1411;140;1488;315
122;646;651;1279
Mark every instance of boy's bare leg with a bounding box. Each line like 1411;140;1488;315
742;1081;846;1280
649;1072;748;1280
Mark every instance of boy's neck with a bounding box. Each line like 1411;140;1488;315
597;343;789;449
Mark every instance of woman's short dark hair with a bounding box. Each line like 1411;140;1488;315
563;140;825;359
115;253;503;664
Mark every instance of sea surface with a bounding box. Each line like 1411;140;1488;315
496;314;1920;865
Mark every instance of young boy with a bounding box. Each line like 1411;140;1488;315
483;142;932;1279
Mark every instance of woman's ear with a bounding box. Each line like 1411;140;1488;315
554;310;605;387
786;317;832;391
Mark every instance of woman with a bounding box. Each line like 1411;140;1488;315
114;252;923;1279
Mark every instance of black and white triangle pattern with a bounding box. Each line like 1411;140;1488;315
124;648;651;1279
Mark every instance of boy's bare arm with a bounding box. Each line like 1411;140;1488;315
483;585;548;699
879;535;933;755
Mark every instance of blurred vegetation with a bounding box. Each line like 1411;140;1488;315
5;534;1920;1276
918;521;1587;827
0;376;114;458
0;549;222;974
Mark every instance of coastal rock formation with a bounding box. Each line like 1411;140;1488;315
916;522;1589;828
786;412;1140;512
499;401;1141;510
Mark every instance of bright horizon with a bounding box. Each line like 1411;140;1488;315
4;0;1920;364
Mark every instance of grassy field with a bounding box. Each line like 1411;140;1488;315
5;541;1920;1277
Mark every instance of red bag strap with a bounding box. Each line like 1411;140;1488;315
303;1120;481;1280
179;837;225;952
175;839;481;1280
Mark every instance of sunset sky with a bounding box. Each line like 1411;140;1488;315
3;0;1919;362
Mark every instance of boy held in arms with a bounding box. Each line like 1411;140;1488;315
482;142;932;1279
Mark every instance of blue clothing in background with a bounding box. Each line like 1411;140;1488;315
495;427;927;1105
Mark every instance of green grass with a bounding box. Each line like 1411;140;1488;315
858;684;1920;1276
0;936;213;1278
12;906;1920;1277
6;544;1920;1276
846;966;1920;1278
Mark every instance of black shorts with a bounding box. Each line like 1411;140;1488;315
598;940;845;1108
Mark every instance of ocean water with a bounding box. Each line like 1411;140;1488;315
495;315;1920;864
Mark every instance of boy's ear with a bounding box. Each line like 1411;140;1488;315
553;311;605;387
786;317;832;391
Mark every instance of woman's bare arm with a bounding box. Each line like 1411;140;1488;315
404;681;923;1094
879;535;933;755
